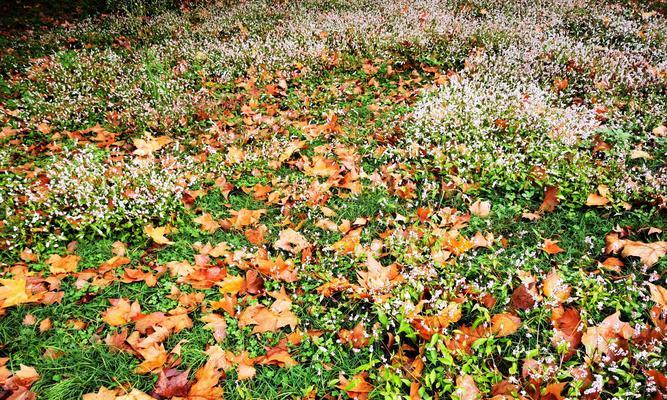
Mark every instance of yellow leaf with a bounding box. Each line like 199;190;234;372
194;213;220;234
46;254;80;274
0;278;31;308
144;225;174;245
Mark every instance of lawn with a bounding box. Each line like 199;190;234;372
0;0;666;399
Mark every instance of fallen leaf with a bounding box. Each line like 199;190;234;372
470;200;491;218
621;240;667;266
490;313;521;337
542;239;564;255
194;213;220;234
153;368;191;398
145;225;174;245
648;283;667;307
585;193;610;206
202;313;228;342
0;279;31;308
274;228;311;254
538;186;559;213
454;374;481;400
46;254;80;274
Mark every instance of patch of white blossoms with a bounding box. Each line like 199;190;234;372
1;146;199;249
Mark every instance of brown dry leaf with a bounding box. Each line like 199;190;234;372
194;213;220;234
585;193;610;207
412;302;462;340
274;228;311;254
154;368;191;398
490;313;521;337
551;307;582;360
237;357;257;381
330;227;362;255
102;298;141;326
46;254;80;274
144;225;174;245
133;135;172;156
19;249;39;262
542;239;564;255
470;200;491;218
648;283;667;307
228;209;266;229
582;311;634;361
116;389;155;400
135;343;168;374
303;155;340;177
542;269;571;303
83;386;118;400
238;290;298;334
338;323;369;348
338;373;373;400
538;186;559;213
357;255;396;293
599;257;624;273
201;313;228;342
111;241;127;257
621;240;667;266
454;374;481;400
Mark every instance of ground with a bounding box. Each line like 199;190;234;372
0;0;666;399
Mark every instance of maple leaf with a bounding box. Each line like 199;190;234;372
0;279;31;308
102;298;141;326
45;254;80;274
237;359;257;380
585;193;610;206
538;185;559;213
194;213;220;234
153;368;191;398
144;225;174;245
338;323;369;348
303;155;340;177
412;302;462;340
227;209;266;229
454;374;481;400
338;373;373;400
357;255;397;293
238;289;298;334
218;275;245;295
201;313;227;342
135;343;168;374
469;200;491;218
551;307;582;360
542;239;564;255
582;311;634;361
542;269;571;303
116;389;155;400
621;240;667;266
132;135;172;156
274;228;311;254
328;227;362;254
490;313;521;337
83;386;118;400
19;248;38;263
648;283;667;307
